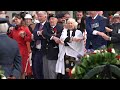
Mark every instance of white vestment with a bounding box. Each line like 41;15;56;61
55;29;85;75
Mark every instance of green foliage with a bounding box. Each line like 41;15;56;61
0;66;4;79
71;48;120;79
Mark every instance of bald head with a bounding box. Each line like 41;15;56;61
0;23;9;33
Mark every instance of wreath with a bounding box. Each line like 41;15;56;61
70;47;120;79
0;67;6;79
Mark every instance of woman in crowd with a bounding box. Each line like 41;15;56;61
8;14;32;79
56;18;85;79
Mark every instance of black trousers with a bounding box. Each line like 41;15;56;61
32;49;44;79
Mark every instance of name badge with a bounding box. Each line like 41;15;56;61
91;22;99;29
118;29;120;33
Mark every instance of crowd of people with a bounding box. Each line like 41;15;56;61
0;11;120;79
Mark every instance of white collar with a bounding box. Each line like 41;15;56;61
41;21;46;26
52;26;55;28
92;14;98;19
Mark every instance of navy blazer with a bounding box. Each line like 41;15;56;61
42;23;63;60
0;34;22;78
86;15;107;50
33;22;49;55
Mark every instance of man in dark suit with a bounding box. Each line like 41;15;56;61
0;18;22;79
32;11;49;79
86;11;107;50
99;14;120;50
42;15;63;79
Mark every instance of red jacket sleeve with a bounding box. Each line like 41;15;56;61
23;26;32;42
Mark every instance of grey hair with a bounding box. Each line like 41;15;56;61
37;11;47;17
0;23;9;33
67;18;78;29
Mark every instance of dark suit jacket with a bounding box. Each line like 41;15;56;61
43;23;63;60
0;34;21;78
86;15;107;50
33;22;49;56
110;23;120;50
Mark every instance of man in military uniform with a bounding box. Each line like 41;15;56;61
42;15;63;79
86;11;107;50
0;18;22;79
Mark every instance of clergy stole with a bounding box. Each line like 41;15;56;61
36;23;43;49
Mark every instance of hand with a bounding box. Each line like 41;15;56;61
73;37;82;42
105;27;113;32
37;30;43;36
19;31;26;38
101;33;110;40
97;31;104;36
53;36;61;44
59;40;64;45
31;34;34;41
9;27;14;33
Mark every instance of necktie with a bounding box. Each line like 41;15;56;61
36;23;43;49
39;23;43;31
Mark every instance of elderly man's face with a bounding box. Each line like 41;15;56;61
37;13;47;23
98;11;103;16
113;17;120;23
87;11;97;18
49;17;58;26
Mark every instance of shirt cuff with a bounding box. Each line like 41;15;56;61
92;30;98;35
50;36;54;40
109;37;111;41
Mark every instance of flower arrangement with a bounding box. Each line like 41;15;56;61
0;67;6;79
71;47;120;79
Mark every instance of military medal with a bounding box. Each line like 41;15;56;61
118;29;120;33
71;62;74;66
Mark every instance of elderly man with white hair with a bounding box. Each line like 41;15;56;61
0;18;22;79
56;18;85;79
32;11;49;79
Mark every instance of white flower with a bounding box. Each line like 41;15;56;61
71;66;76;74
104;50;107;53
86;55;89;58
111;48;115;54
94;50;100;53
1;74;6;79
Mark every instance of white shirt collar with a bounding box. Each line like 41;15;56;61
92;14;98;19
52;26;55;28
41;21;46;26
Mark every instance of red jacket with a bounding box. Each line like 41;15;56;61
8;26;32;75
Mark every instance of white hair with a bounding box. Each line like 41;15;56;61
37;11;47;17
0;23;9;33
67;18;78;29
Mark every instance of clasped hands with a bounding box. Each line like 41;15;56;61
37;30;43;36
53;36;83;45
